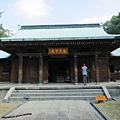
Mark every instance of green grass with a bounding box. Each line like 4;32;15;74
94;98;120;120
0;102;19;117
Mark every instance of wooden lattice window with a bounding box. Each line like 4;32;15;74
2;67;11;74
109;65;120;73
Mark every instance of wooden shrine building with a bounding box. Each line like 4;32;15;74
0;23;120;84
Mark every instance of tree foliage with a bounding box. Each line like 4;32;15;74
103;12;120;34
0;11;9;38
0;24;9;38
0;11;4;18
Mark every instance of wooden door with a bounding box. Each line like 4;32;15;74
30;58;39;83
23;58;39;83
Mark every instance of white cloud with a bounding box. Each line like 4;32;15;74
79;13;118;24
79;16;110;24
14;0;53;19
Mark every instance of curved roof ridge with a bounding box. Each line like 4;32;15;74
20;23;101;30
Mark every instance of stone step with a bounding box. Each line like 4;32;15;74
11;92;104;97
13;89;103;93
9;96;96;101
9;87;105;102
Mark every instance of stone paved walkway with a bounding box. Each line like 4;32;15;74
1;100;102;120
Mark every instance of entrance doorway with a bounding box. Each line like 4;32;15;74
48;60;70;83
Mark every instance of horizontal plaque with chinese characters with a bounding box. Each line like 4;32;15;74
48;48;68;55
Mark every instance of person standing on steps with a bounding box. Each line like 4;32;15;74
81;63;89;85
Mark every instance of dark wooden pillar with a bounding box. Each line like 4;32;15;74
70;57;74;83
39;54;43;84
43;57;48;83
106;55;110;82
95;54;99;84
108;64;110;82
18;54;23;83
11;58;18;83
11;58;15;83
74;55;78;84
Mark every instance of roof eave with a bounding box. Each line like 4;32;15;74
0;36;116;42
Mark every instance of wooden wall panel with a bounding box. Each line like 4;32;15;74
0;59;11;82
99;58;109;82
11;59;18;83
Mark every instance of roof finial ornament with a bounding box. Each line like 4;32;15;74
18;25;21;31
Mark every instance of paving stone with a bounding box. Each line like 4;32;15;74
58;118;69;120
3;100;102;120
58;112;69;118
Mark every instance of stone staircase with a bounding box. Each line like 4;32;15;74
8;86;106;102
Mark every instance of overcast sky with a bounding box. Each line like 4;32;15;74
0;0;120;57
0;0;120;32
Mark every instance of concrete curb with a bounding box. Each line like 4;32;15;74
0;86;11;90
102;86;111;100
0;103;22;119
90;102;109;120
3;87;15;102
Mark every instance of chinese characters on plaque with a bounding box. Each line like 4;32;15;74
48;48;68;55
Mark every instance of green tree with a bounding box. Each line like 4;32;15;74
0;11;4;18
103;12;120;34
0;24;9;38
0;11;9;38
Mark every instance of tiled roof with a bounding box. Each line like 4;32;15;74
111;47;120;56
1;23;118;41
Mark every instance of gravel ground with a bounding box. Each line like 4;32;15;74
94;98;120;120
